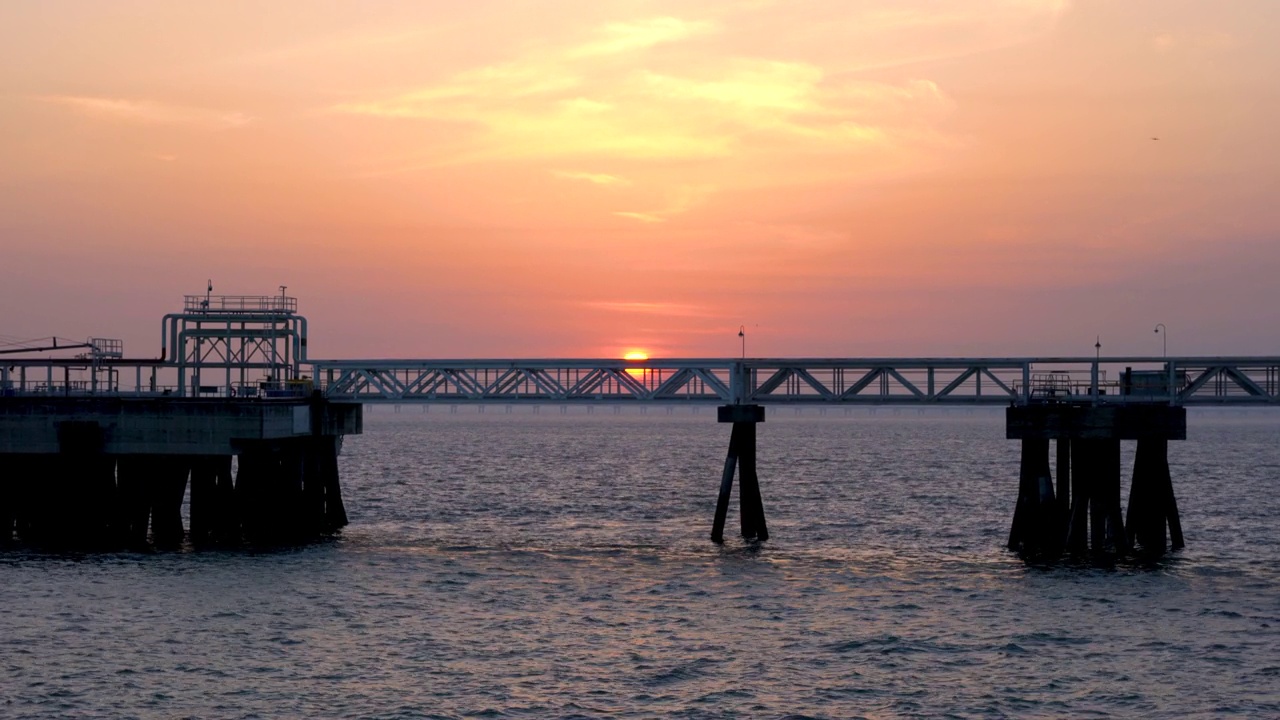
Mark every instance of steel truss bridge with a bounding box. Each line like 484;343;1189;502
309;357;1280;407
3;294;1278;408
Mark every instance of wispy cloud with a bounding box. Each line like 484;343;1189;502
552;170;630;185
584;301;710;317
40;96;251;129
613;211;666;223
614;184;714;223
568;17;715;58
329;15;952;170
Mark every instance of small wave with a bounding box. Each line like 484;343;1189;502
1197;608;1244;618
639;658;721;686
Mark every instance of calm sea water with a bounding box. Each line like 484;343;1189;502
3;409;1279;719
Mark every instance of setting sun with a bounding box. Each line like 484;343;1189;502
623;351;649;361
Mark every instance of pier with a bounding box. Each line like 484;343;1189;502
1;294;360;549
3;293;1279;556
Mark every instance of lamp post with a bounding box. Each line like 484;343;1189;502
1154;323;1167;357
738;325;745;359
1093;337;1101;402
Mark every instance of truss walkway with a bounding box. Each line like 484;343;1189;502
309;357;1280;407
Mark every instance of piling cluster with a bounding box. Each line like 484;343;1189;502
1006;405;1186;559
0;436;348;550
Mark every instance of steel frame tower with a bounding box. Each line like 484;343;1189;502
164;291;307;397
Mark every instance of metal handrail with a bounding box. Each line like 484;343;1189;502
183;295;297;314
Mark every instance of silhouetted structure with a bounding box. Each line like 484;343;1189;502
4;294;1278;555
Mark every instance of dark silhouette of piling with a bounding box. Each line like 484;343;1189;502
1056;438;1071;528
1126;438;1185;553
711;405;768;543
0;396;356;550
1007;438;1061;555
1008;404;1186;560
190;455;237;546
1066;439;1092;554
712;424;739;542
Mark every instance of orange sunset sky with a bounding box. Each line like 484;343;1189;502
2;1;1278;359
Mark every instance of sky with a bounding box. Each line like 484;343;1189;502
2;0;1278;359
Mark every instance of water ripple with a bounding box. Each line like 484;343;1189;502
2;411;1279;717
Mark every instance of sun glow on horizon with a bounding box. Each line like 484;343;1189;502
623;350;649;361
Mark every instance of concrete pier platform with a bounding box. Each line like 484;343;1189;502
0;396;361;455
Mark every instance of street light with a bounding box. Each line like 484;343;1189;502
1154;323;1167;357
738;325;745;359
1093;336;1102;401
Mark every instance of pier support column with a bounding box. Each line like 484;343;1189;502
711;405;768;543
190;455;237;546
316;436;348;531
116;456;152;548
237;445;280;544
237;440;337;545
1066;439;1092;554
1056;438;1071;528
1007;438;1061;555
1065;439;1128;557
1096;439;1128;556
1126;439;1184;554
113;454;188;548
150;456;190;548
0;455;15;545
52;421;115;549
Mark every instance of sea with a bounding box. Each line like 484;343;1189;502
2;408;1279;719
